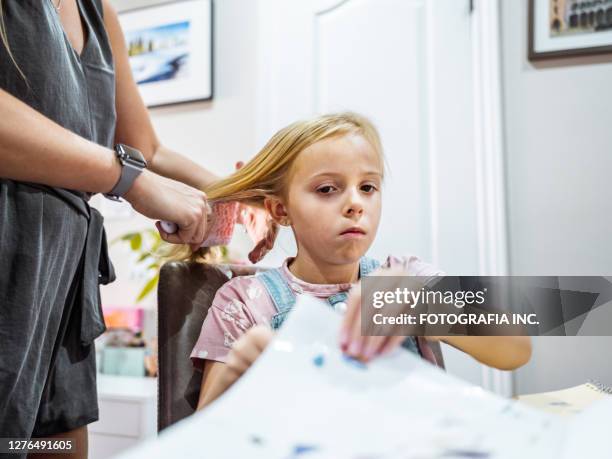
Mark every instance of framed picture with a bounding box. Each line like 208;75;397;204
119;0;213;107
529;0;612;60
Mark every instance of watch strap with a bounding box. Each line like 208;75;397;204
109;160;144;198
106;144;147;200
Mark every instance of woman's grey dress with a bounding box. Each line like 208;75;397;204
0;0;116;442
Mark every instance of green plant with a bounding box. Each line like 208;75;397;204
113;229;232;302
113;229;163;302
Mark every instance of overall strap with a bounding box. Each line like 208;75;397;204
257;269;296;314
326;254;378;309
327;292;348;307
359;256;381;278
259;256;382;329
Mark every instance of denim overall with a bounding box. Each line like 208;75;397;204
257;257;421;356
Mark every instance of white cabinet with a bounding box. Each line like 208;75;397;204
89;375;157;459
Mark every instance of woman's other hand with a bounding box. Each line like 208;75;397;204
233;161;279;263
239;204;279;263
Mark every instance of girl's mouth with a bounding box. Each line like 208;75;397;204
340;227;366;238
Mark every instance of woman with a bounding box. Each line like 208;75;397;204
0;1;271;457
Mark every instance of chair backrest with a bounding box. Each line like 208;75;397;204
157;261;261;431
157;261;445;431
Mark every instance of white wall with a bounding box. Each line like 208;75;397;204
500;0;612;394
110;0;259;176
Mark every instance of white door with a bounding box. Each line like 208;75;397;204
255;0;497;389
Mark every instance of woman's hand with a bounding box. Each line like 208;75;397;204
124;169;210;251
238;204;279;263
339;266;409;362
232;162;279;263
199;325;273;409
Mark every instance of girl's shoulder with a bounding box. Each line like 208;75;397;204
380;254;446;277
214;271;270;304
217;274;261;298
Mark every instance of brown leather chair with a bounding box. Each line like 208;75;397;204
156;261;445;432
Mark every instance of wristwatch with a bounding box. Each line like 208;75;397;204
104;144;147;201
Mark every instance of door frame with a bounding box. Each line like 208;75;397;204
471;0;512;397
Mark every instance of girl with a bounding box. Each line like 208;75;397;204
189;113;532;409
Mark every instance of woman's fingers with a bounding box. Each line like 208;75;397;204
240;204;277;263
156;221;188;245
247;219;279;263
247;238;266;264
265;221;279;249
188;212;207;252
127;170;209;245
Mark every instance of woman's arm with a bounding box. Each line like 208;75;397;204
0;88;120;193
0;88;209;247
102;0;218;191
430;335;532;371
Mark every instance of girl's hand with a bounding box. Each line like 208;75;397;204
203;325;273;406
225;325;273;380
339;266;409;362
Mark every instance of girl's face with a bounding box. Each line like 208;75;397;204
283;133;383;266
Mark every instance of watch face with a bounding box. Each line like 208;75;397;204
117;144;147;167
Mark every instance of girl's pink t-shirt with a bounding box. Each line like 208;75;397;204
190;255;445;369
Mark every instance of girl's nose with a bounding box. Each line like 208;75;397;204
345;205;363;217
343;191;364;217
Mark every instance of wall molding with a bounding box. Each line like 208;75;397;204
471;0;512;397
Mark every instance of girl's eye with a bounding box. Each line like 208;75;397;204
317;185;336;194
361;184;378;193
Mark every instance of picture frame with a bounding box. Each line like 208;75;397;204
119;0;213;108
529;0;612;60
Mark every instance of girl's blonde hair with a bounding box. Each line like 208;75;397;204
168;112;385;261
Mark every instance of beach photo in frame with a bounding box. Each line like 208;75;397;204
119;0;213;107
529;0;612;60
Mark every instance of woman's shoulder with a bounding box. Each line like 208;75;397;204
380;254;446;277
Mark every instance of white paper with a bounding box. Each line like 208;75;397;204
115;296;609;459
562;398;612;459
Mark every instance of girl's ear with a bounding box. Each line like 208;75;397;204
264;197;291;226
